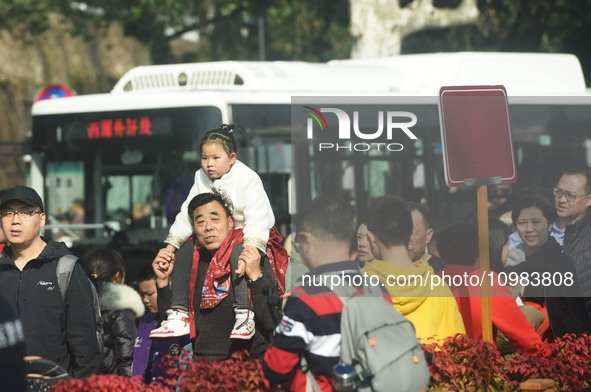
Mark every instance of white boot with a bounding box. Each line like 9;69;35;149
150;309;190;338
230;308;255;340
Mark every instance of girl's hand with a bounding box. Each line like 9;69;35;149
153;248;176;287
235;259;246;277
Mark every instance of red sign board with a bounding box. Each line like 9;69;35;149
439;85;517;187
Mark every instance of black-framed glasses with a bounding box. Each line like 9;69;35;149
0;209;41;222
292;232;311;254
553;187;591;203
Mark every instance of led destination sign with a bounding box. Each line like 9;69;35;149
56;114;173;142
87;117;154;140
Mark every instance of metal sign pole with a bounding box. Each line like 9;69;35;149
476;185;493;342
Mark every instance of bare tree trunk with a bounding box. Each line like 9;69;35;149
349;0;479;58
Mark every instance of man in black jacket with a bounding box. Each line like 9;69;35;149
0;186;100;378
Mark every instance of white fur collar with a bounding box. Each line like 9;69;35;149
98;282;145;318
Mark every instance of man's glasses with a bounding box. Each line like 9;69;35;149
0;209;41;221
292;232;311;254
553;187;591;203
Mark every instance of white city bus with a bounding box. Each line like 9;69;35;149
29;53;591;250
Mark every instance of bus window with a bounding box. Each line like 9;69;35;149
104;176;131;226
256;141;291;173
365;160;389;198
231;104;293;231
104;174;155;229
46;161;84;220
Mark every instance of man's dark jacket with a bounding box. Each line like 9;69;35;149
563;206;591;316
0;238;101;377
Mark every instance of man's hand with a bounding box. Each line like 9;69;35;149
236;245;261;277
153;247;176;288
241;246;263;282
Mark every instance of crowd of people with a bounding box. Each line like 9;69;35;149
0;124;590;391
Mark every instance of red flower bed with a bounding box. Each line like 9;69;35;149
51;351;270;392
423;333;591;391
176;351;269;392
50;375;169;392
422;334;510;391
52;334;591;391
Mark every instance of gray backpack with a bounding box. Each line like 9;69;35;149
334;284;430;392
56;254;104;353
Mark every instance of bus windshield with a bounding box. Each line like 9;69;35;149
31;106;222;245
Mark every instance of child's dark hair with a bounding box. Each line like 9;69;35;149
84;248;126;286
136;262;156;283
200;124;238;156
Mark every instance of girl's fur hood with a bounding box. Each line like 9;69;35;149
98;282;145;318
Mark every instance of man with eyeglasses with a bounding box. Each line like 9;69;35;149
0;186;100;378
554;168;591;231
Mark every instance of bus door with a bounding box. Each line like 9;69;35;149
44;160;86;241
101;166;165;234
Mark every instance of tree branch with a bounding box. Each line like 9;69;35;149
164;3;250;41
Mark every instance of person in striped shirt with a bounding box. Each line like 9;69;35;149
263;197;368;391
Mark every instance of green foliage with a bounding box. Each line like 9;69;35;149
3;0;591;80
265;0;352;62
0;0;53;35
0;0;351;63
402;0;591;83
